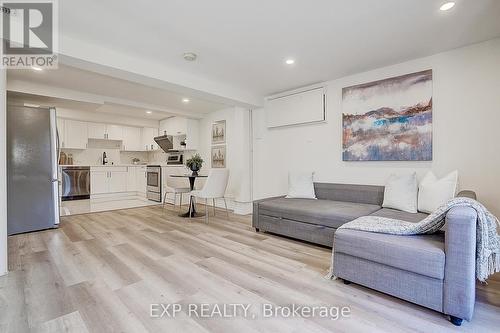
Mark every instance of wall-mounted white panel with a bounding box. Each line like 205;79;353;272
266;87;325;128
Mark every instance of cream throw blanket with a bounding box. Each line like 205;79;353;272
326;197;500;282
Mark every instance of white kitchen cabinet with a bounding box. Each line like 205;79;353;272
56;118;65;148
141;127;158;151
88;122;124;141
122;126;142;151
90;171;108;194
160;117;186;136
64;119;88;149
91;167;129;195
109;171;128;193
136;166;147;194
159;117;199;150
88;122;107;139
126;167;137;192
107;125;124;141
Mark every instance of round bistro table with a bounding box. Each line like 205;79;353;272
169;174;208;218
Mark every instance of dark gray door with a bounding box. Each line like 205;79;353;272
7;106;58;235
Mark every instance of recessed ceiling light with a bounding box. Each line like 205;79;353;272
24;103;40;108
285;59;295;65
182;98;190;103
183;52;197;61
146;110;152;114
440;2;455;11
31;66;43;71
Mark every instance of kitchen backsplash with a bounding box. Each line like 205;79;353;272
59;149;195;165
60;148;150;165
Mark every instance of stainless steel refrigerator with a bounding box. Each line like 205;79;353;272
7;105;60;235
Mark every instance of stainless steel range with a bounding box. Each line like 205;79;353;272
146;165;162;202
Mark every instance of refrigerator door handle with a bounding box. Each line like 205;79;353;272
49;108;60;226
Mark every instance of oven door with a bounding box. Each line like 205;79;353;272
147;168;161;193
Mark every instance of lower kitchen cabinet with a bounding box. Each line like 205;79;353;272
126;167;137;191
109;171;127;193
90;171;108;194
90;167;129;195
136;166;147;194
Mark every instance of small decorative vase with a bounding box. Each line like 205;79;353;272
190;165;200;176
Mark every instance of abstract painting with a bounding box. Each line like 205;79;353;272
342;70;432;161
212;120;226;144
211;146;226;168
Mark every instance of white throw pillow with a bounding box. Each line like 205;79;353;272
382;173;418;213
418;170;458;213
285;171;317;199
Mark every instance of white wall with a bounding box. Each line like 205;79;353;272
198;107;252;214
253;38;500;216
0;69;7;276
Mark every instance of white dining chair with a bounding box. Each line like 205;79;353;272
190;169;230;223
163;169;191;210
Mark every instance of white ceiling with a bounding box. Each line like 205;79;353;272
7;65;230;117
59;0;500;96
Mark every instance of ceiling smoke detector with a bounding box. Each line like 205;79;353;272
183;52;197;61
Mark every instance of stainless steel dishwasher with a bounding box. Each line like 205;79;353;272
61;166;91;201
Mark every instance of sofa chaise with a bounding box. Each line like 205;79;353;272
252;183;478;325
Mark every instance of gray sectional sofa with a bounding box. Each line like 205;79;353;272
252;183;478;325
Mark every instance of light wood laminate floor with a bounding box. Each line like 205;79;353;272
2;205;499;332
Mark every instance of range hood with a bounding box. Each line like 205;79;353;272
154;134;173;153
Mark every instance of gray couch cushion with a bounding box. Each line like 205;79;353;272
334;229;445;279
258;198;381;229
369;208;428;222
314;183;385;206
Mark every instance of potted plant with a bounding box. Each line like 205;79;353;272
186;154;203;176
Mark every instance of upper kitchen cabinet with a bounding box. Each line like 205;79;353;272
56;117;65;147
122;126;143;151
88;122;123;141
62;119;88;149
160;117;186;136
141;127;159;151
107;125;124;140
87;122;106;139
159;117;199;150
